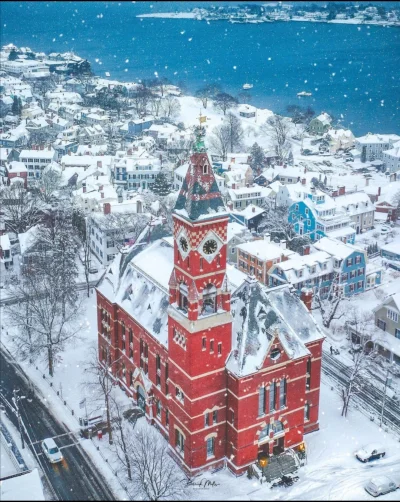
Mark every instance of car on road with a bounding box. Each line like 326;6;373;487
364;476;399;497
89;267;99;274
42;438;63;464
355;443;385;463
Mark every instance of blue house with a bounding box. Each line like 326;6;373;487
268;237;382;298
381;241;400;271
127;117;154;137
288;188;356;244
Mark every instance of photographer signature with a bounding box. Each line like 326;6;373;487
187;478;220;489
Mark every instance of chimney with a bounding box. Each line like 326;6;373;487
264;233;271;243
331;189;338;197
301;178;306;185
97;161;102;168
378;187;381;197
68;150;71;155
338;186;345;196
365;177;369;186
252;206;256;213
302;244;311;256
103;202;111;215
83;185;86;193
300;287;313;312
101;191;104;199
279;239;287;249
304;166;307;174
99;185;104;191
228;166;231;171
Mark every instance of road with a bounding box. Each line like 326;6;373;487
322;349;400;436
0;348;116;501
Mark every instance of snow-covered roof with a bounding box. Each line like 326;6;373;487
228;186;271;201
232;204;266;220
226;278;324;377
314;112;332;125
0;468;45;501
236;239;296;261
355;133;400;145
314;236;365;260
18;225;40;255
0;233;11;251
383;143;400;159
20;149;55;159
325;226;356;239
7;161;28;172
227;221;246;242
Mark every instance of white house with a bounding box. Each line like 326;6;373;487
327;128;355;153
227;185;273;210
355;133;400;162
382;141;400;173
19;147;57;182
114;152;161;191
333;191;375;234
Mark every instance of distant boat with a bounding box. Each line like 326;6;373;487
297;91;312;97
243;83;253;90
105;72;110;77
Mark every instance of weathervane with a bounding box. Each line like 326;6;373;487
194;109;207;153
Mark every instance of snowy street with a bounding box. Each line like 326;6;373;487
0;348;115;501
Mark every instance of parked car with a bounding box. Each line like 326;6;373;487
355;443;385;463
344;157;354;162
364;476;399;497
42;438;63;464
89;267;99;274
302;149;315;156
381;225;392;235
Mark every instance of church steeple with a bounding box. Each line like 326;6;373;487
173;124;227;222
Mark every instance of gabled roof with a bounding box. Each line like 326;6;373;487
227;277;324;377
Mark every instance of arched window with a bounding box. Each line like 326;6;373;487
179;283;188;313
202;284;217;315
259;425;269;443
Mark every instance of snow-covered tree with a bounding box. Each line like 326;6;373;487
0;183;44;234
100;212;151;252
36;167;62;203
312;272;347;329
213;92;238;115
151;171;172;197
73;207;91;297
160;95;181;120
261;115;292;164
5;259;84;377
225;112;244;153
249;142;265;174
125;428;190;500
195;83;221;109
208;123;230;161
83;345;122;445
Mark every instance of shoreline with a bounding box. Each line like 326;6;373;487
136;12;400;27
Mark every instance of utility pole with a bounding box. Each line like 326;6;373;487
379;370;392;428
12;389;26;449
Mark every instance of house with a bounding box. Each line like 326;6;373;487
229;204;266;231
74;179;118;213
333;191;375;234
238;104;256;118
226;221;248;264
327;128;355;153
19;147;57;183
223;164;253;190
355;133;400;162
6;161;28;188
237;234;296;285
371;294;400;365
52;139;79;159
96;135;324;477
0;123;29;148
0;233;13;268
227;186;272;211
375;201;397;223
0;148;19;167
308;112;332;135
288;188;356;244
114;153;161;191
382;141;400;173
18;225;49;271
381;234;400;271
127;116;154;137
173;162;190;191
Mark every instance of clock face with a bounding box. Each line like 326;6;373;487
203;239;218;255
179;237;188;253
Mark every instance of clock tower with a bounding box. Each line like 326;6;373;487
167;126;232;473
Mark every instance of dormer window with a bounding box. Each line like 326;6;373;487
297;269;303;278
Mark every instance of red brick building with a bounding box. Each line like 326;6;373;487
96;131;324;477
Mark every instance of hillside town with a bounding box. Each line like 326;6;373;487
1;41;400;501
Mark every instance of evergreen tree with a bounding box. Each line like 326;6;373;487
287;150;294;166
11;96;20;116
8;49;18;61
249;142;265;174
151;171;172;197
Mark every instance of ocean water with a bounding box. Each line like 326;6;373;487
1;1;399;136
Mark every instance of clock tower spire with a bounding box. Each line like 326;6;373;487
167;127;232;473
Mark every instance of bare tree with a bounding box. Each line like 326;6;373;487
132;84;154;117
109;396;133;481
0;183;44;234
160;95;181;120
224;112;244;153
213;92;238;115
83;345;122;445
150;96;163;118
98;212;151;252
5;260;84;377
73;207;91;297
195;83;221;109
36;167;62;203
261;115;292;164
312;273;347;329
126;427;190;500
345;307;374;350
341;346;375;417
208;123;230;161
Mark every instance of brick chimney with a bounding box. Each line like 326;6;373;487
302;244;310;256
99;185;104;191
97;161;102;168
101;191;104;199
103;202;111;215
300;287;313;312
83;185;86;193
338;186;345;196
252;206;256;213
301;178;306;185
